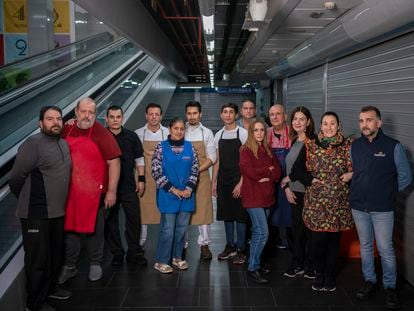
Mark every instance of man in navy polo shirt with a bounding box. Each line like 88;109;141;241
350;106;412;310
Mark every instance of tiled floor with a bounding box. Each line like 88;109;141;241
52;216;414;310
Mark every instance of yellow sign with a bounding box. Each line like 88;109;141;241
4;0;28;33
53;0;70;33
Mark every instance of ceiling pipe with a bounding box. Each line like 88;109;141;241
155;0;202;68
266;0;414;79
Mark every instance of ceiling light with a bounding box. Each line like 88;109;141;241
202;15;214;35
180;86;203;89
324;1;336;10
207;54;214;62
206;40;215;52
208;63;214;70
249;0;268;22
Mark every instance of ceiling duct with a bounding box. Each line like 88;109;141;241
266;0;414;79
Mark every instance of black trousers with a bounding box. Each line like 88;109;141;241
21;217;64;310
290;192;313;270
105;192;142;257
312;231;341;282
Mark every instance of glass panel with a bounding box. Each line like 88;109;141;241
0;32;115;96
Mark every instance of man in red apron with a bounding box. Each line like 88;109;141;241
266;104;292;254
59;97;121;284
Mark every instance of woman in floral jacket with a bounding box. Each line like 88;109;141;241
291;111;353;292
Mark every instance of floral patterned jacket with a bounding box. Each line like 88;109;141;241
302;132;354;232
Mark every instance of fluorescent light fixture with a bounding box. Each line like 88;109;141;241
208;63;214;70
202;15;214;35
180;86;203;89
206;40;215;52
207;54;214;62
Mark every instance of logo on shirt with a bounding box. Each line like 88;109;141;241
183;156;192;160
27;229;39;233
374;151;386;157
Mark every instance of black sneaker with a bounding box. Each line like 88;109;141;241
247;270;269;284
284;266;304;278
112;254;124;266
312;274;324;291
218;245;237;260
231;249;246;264
323;281;336;292
356;281;377;300
260;266;272;275
126;254;148;266
48;288;72;300
304;270;316;279
385;288;401;310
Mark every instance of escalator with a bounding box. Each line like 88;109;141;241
0;32;165;278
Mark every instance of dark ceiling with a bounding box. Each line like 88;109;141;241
142;0;249;84
141;0;365;86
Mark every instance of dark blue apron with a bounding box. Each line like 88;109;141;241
269;127;291;227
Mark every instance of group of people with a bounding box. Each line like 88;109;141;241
10;97;412;311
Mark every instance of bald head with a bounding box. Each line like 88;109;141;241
75;97;97;129
268;103;287;129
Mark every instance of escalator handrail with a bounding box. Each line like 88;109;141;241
0;32;114;70
0;37;130;110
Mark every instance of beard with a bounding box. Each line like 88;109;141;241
362;128;376;137
77;118;94;129
42;125;62;137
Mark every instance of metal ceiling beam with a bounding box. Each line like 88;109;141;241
73;0;187;81
234;0;301;72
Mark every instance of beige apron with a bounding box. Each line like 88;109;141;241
190;140;214;225
139;135;161;224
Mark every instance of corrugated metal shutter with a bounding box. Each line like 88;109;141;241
326;32;414;285
285;65;325;129
328;32;414;141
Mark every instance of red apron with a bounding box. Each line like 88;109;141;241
64;125;106;233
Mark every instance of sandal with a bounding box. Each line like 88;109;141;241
154;262;173;274
172;258;188;270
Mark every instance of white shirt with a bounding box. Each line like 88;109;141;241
185;122;217;164
214;125;248;149
135;124;169;166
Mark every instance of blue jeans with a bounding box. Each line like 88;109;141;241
246;208;269;271
155;212;191;264
224;221;246;250
352;209;396;289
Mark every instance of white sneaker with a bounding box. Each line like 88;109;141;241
88;265;102;281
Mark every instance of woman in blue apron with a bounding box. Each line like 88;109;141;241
151;118;199;273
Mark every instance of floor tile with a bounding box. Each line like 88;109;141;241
199;287;275;307
122;287;199;307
